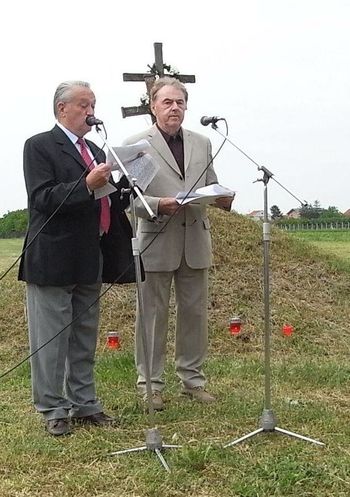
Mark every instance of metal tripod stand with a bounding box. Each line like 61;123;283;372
94;125;181;471
225;167;324;448
209;123;324;448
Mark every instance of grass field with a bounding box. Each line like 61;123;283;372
288;230;350;272
0;238;23;270
1;216;350;497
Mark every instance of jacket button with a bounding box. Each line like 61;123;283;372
181;222;186;227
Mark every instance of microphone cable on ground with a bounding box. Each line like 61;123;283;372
0;127;228;379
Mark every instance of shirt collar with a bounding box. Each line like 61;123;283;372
156;124;183;143
56;122;80;145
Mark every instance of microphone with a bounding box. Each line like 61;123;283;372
86;115;103;126
200;115;223;126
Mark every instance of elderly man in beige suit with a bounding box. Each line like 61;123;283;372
124;77;232;410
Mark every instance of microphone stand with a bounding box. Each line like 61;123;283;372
93;124;181;471
209;122;324;448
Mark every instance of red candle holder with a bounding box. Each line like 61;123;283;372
107;331;121;349
282;324;294;336
229;316;242;335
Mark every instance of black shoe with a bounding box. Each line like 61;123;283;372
71;412;115;426
46;418;71;436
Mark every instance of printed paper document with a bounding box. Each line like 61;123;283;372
107;140;159;192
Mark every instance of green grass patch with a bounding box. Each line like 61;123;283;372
1;216;350;496
288;230;350;242
0;237;23;272
287;230;350;272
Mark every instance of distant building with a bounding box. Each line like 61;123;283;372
343;209;350;217
286;208;301;219
247;210;264;221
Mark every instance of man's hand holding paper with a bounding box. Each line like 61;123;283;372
214;195;234;211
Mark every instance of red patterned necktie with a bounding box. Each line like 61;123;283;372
77;138;111;234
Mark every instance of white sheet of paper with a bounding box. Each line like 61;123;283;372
195;184;235;197
108;140;159;192
176;184;235;205
93;182;117;199
124;153;159;192
107;139;151;166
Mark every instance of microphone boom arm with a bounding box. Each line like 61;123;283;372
212;125;306;206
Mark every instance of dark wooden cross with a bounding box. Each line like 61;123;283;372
121;42;196;121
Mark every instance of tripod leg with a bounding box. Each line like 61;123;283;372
109;446;148;456
275;427;325;446
155;448;171;473
224;428;263;448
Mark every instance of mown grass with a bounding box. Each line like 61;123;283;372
0;238;23;271
1;213;350;496
288;229;350;272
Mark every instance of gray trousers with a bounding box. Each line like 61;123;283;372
135;256;208;393
26;282;103;421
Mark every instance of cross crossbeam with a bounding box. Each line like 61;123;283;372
121;42;195;121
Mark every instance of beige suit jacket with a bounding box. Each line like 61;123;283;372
123;125;218;271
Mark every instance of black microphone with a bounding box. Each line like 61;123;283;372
86;115;103;126
200;115;223;126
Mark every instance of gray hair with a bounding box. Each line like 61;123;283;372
53;80;90;118
150;76;188;103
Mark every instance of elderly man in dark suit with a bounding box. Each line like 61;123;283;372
19;80;135;436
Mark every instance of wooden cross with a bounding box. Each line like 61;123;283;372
121;42;196;121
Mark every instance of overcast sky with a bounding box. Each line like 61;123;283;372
1;0;349;217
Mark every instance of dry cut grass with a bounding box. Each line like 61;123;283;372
0;211;350;497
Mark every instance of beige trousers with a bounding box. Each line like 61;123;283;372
135;256;208;393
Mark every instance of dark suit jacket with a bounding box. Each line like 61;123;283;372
18;125;137;286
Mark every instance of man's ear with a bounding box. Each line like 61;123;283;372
57;101;65;117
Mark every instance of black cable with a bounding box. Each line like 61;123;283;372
213;121;307;207
0;263;130;379
0;127;228;379
138;122;228;255
0;140;107;282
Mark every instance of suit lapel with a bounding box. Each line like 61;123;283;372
183;129;193;172
86;139;106;164
52;125;89;171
